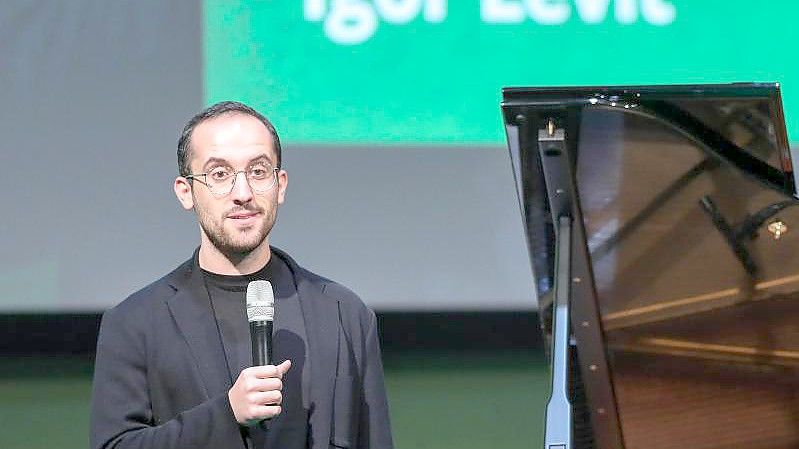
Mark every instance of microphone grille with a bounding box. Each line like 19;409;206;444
246;280;274;322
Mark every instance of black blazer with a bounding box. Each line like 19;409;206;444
90;248;393;449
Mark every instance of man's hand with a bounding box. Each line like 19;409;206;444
228;360;292;425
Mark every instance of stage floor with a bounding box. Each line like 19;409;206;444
0;349;548;449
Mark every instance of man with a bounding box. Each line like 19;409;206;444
90;101;393;449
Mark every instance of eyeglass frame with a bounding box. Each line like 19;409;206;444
185;165;281;197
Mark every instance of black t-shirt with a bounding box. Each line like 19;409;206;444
201;254;309;449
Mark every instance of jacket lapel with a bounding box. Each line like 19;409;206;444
164;254;232;399
300;278;340;449
275;248;339;448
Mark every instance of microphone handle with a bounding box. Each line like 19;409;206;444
250;320;273;366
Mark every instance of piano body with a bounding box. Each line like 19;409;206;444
501;83;799;449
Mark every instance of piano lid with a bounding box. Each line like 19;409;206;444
502;83;799;449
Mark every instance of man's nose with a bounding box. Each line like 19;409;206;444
230;171;253;203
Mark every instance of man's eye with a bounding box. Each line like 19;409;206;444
250;168;267;179
209;168;232;180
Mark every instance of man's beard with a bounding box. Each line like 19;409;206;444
196;202;276;255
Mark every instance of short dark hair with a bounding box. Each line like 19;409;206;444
177;101;282;176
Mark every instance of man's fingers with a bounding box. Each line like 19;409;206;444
245;405;283;422
231;362;289;425
248;390;283;406
244;377;282;393
245;365;278;378
245;360;291;379
276;360;291;378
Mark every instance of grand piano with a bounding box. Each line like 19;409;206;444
501;83;799;449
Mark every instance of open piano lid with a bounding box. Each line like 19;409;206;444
502;83;799;449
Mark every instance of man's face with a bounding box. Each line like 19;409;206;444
174;113;287;255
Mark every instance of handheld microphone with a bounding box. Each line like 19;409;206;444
246;280;274;366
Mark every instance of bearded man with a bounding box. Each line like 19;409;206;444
90;101;393;449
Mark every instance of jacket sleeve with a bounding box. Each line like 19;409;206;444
358;309;394;449
90;306;243;449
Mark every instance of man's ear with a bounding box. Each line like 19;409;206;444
277;170;288;205
174;177;195;210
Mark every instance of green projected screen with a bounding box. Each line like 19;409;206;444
205;1;799;145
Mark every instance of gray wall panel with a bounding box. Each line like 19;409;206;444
0;1;204;311
272;145;536;311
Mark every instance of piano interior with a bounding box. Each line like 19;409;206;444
504;84;799;449
581;106;799;449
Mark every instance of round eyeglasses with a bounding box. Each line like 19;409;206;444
186;162;279;196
